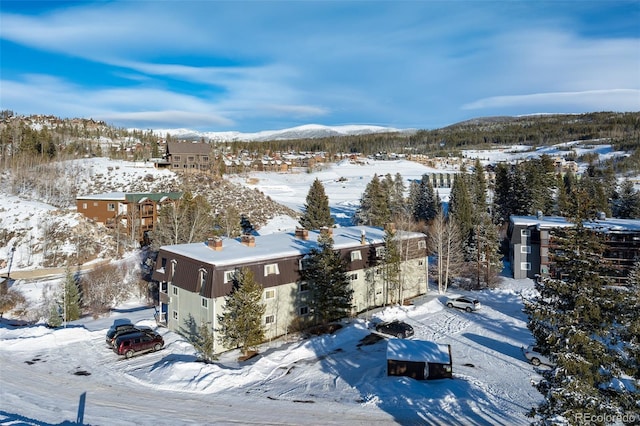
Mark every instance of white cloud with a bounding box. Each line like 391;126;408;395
463;89;640;111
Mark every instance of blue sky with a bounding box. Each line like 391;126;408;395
1;1;639;132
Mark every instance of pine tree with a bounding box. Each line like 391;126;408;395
299;178;334;230
412;174;438;224
354;174;390;227
299;232;353;325
613;179;640;219
383;226;402;304
524;219;638;424
492;162;515;224
62;265;81;322
449;172;473;241
471;159;487;215
216;268;266;357
193;321;217;363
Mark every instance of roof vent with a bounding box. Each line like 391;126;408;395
536;210;543;219
597;211;606;220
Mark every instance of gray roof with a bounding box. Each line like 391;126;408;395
159;226;424;267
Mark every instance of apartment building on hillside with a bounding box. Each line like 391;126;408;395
151;226;428;354
508;214;640;283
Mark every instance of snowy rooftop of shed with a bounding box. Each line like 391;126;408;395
159;226;423;267
387;339;451;364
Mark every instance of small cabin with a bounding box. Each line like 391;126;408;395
386;340;453;380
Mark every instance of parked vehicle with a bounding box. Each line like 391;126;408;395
113;331;164;358
446;296;481;312
105;323;135;345
108;325;155;347
375;320;414;339
523;345;555;367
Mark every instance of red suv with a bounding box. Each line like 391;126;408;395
113;331;164;358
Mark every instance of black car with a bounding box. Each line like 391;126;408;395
107;325;154;347
106;322;135;345
375;320;414;339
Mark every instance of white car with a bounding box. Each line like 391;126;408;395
523;345;555;367
446;296;481;312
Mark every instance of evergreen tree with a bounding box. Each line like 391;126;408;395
193;321;217;363
512;165;533;215
299;232;353;325
62;265;81;322
467;213;502;289
354;174;390;227
383;226;402;304
524;220;638;424
387;173;406;219
523;155;556;215
217;268;266;357
449;172;474;241
492;163;515;224
471;159;487;215
613;179;640;219
299;178;334;230
412;174;438;224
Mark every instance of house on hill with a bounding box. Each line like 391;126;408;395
76;192;183;243
508;214;640;283
157;141;213;171
151;226;428;354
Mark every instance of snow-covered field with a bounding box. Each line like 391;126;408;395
2;143;619;425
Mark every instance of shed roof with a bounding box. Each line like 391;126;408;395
386;339;451;364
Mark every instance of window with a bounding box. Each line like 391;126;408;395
172;311;178;320
172;287;178;296
299;306;309;316
107;203;116;211
418;240;426;249
521;229;531;237
201;298;208;308
299;282;309;293
173;156;181;161
521;245;531;254
350;250;362;262
349;273;358;281
521;262;531;271
264;289;276;300
265;315;275;325
223;270;235;284
188;156;195;162
93;202;98;207
202;156;209;162
376;247;385;258
82;203;87;209
418;260;424;266
264;263;280;276
173;164;180;168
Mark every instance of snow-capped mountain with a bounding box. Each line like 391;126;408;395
151;124;415;142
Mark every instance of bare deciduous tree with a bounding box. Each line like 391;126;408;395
429;210;464;294
81;263;128;318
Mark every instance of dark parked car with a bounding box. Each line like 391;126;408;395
375;320;414;339
106;322;135;345
113;331;164;358
107;325;155;347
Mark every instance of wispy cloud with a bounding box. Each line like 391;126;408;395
1;2;638;131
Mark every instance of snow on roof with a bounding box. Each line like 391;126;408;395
510;215;640;233
76;191;127;201
159;226;424;267
387;339;451;364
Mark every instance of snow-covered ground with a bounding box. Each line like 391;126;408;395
2;142;620;425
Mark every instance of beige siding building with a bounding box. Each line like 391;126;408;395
152;226;428;354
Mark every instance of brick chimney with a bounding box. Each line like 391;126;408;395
206;236;223;251
360;229;366;245
319;226;333;237
295;227;309;240
241;234;256;247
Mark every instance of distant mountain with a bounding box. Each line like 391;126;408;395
151;124;416;142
